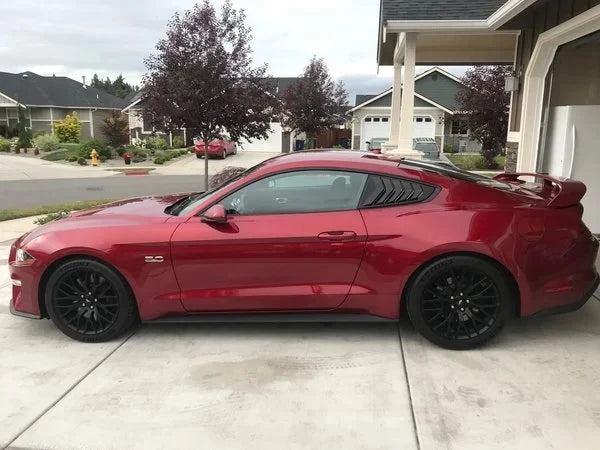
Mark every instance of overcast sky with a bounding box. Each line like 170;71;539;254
0;0;468;104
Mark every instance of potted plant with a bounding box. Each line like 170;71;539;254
123;152;132;165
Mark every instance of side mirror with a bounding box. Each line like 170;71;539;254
201;204;228;224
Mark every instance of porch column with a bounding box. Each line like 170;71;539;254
387;61;403;146
397;32;417;152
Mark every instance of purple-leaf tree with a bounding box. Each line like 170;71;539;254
142;0;279;189
456;65;512;169
283;57;348;147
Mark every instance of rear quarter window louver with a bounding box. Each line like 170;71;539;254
359;175;437;208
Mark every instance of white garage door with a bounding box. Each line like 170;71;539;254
361;116;390;150
361;115;436;150
239;122;283;152
413;116;435;138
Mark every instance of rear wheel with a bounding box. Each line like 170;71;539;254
406;256;511;350
45;259;138;342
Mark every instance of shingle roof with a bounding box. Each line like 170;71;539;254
380;0;507;21
0;71;126;109
355;94;378;106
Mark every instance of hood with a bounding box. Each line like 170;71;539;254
19;194;189;247
69;194;188;218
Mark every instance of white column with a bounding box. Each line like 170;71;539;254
387;61;403;147
397;32;417;152
183;128;187;146
169;131;173;147
50;108;54;134
89;109;94;138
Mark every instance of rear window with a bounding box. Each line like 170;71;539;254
400;159;511;190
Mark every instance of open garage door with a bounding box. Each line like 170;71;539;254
239;122;284;152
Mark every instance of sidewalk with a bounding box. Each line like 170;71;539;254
0;152;279;181
0;216;41;244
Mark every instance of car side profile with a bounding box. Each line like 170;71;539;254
194;134;237;159
8;151;599;349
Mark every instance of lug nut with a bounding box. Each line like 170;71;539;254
460;308;465;312
81;303;85;307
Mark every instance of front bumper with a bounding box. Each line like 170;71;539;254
9;297;42;319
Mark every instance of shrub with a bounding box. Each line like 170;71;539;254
17;108;32;149
101;111;130;146
172;136;185;148
58;143;81;152
132;155;146;163
33;134;60;152
209;166;247;189
132;148;148;158
179;149;188;156
79;138;111;159
153;157;165;165
41;149;72;161
77;157;87;166
145;136;168;150
0;137;10;152
66;154;79;162
53;112;81;143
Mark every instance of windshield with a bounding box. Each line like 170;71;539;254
166;162;266;216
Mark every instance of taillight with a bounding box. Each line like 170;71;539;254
518;216;546;241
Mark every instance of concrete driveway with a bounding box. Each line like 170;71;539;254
1;238;600;449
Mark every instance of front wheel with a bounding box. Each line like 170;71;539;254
45;258;138;342
221;149;227;159
406;256;512;350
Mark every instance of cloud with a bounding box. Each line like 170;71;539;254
0;0;470;99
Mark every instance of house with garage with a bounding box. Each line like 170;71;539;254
349;67;481;152
0;71;126;139
123;78;305;152
376;0;600;233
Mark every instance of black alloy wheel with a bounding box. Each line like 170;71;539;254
406;256;511;350
45;259;138;342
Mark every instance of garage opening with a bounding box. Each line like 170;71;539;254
538;30;600;232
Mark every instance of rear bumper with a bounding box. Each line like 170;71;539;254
10;297;42;320
530;273;599;318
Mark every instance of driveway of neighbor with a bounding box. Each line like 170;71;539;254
1;225;600;449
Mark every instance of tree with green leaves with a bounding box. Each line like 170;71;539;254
90;73;138;99
17;107;32;150
142;0;279;190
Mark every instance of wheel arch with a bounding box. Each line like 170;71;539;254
400;251;521;317
37;254;139;319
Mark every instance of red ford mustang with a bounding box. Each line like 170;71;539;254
8;151;599;349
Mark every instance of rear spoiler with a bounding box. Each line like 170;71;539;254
493;173;586;208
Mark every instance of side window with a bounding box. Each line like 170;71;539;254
359;175;436;208
221;170;368;215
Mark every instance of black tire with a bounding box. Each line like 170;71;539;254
221;149;227;159
45;258;138;343
406;255;511;350
196;153;202;159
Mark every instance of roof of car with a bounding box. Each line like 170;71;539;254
263;150;402;167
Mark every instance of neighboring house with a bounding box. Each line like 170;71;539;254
349;67;481;152
0;71;126;139
122;78;305;152
376;0;600;232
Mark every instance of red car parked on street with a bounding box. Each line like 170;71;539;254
194;135;237;159
8;151;599;349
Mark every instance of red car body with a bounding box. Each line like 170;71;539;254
194;136;237;159
9;151;599;342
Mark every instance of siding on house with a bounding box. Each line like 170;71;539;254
415;73;462;111
501;0;600;132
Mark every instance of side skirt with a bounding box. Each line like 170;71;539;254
145;313;396;324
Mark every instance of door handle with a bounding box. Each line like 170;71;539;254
318;231;357;241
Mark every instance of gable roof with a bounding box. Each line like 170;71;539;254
349;67;463;113
0;71;126;109
380;0;507;21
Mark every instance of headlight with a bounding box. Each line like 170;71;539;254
16;248;35;265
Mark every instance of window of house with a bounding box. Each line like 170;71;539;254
365;117;372;122
415;117;423;122
425;117;432;122
382;118;389;122
452;120;468;135
373;117;380;122
142;112;154;133
220;170;368;215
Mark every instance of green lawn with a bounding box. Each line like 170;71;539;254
0;199;116;222
446;154;506;171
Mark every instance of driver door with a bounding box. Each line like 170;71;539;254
170;169;369;312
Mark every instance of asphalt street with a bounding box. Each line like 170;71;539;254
0;175;210;210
